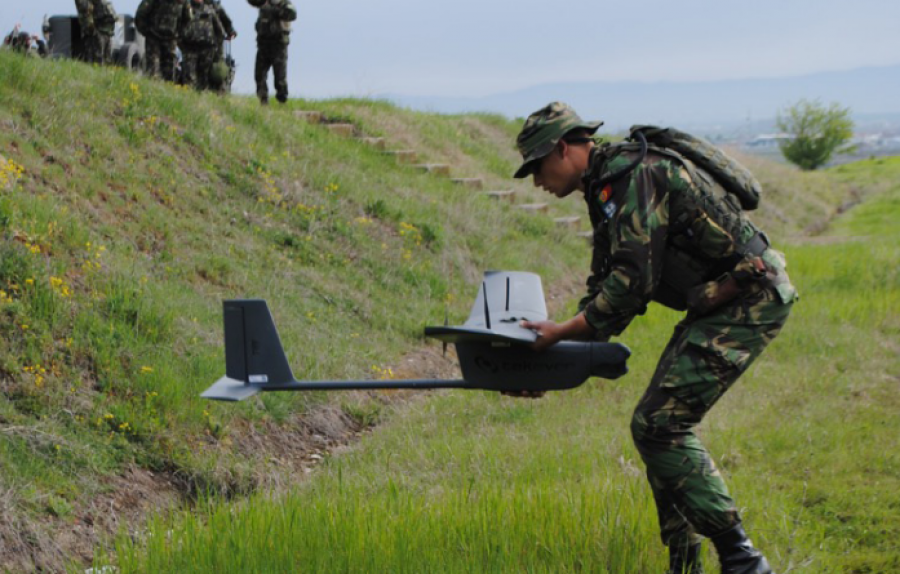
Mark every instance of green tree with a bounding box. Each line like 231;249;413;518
776;99;854;170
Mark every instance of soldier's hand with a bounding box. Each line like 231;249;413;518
521;319;565;351
500;390;546;399
228;32;237;40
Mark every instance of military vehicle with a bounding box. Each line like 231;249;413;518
202;271;631;401
45;14;144;70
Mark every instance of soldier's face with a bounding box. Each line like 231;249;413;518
532;142;584;198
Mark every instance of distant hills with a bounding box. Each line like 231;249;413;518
384;65;900;134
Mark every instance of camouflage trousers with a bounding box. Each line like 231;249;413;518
81;31;112;65
255;42;289;103
181;46;216;91
144;36;178;82
630;282;793;548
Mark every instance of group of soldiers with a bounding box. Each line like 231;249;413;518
69;0;296;101
132;0;234;92
131;0;296;101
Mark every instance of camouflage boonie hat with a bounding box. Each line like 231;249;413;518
514;102;603;178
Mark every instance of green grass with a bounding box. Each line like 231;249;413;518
109;175;900;571
0;51;594;569
0;51;897;572
112;168;899;572
108;107;898;573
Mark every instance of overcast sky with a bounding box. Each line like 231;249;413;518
3;0;899;100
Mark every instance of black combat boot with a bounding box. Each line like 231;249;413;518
711;525;774;574
666;542;704;574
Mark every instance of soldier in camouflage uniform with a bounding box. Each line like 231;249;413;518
209;0;236;62
511;102;797;574
135;0;193;81
207;0;236;92
42;16;52;48
247;0;297;105
179;0;225;90
74;0;117;65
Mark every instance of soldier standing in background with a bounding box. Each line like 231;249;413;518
179;0;224;90
209;0;236;62
135;0;193;81
208;0;236;92
510;102;797;574
42;15;52;49
74;0;118;64
247;0;297;105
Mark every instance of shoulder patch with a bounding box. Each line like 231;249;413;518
599;183;612;203
602;200;618;219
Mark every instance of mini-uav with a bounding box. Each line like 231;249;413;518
201;271;630;401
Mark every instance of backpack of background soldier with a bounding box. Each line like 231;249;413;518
256;2;290;42
150;0;185;38
93;0;117;29
183;5;217;46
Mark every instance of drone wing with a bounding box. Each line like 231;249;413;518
424;271;547;345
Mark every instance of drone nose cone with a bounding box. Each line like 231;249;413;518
588;342;631;379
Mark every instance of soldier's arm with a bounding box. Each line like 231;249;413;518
577;225;611;314
179;0;194;33
280;1;298;22
582;158;671;340
134;0;153;33
216;5;236;38
212;12;226;41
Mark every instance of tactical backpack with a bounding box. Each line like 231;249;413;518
93;0;117;29
147;0;187;39
182;5;219;47
629;126;761;210
256;2;291;43
583;125;769;312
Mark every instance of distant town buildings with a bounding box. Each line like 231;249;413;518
738;129;900;165
743;134;794;148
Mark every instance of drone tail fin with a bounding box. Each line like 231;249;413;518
201;300;296;401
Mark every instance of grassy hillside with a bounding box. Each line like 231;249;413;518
0;50;893;572
0;51;588;570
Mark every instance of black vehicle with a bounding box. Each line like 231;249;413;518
46;14;144;71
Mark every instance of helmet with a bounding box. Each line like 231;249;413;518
209;60;230;87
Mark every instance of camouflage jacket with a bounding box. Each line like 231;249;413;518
579;147;797;340
181;2;225;48
74;0;118;35
248;0;297;45
135;0;193;41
